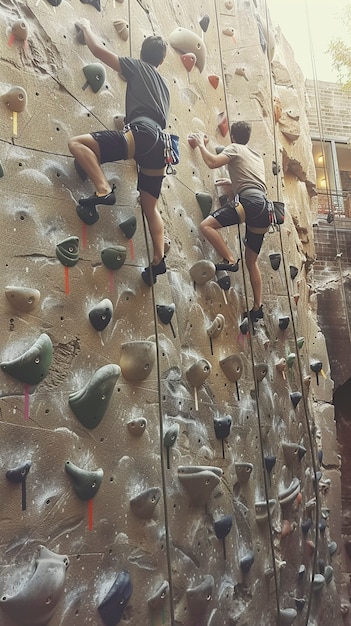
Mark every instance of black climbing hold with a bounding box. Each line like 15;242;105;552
119;216;136;239
295;597;305;612
156;303;175;325
216;274;231;290
76;203;99;225
264;455;276;474
69;364;120;429
310;360;323;385
278;316;290;330
290;391;302;408
269;252;281;270
240;550;254;574
56;236;79;267
101;246;127;270
199;14;210;32
297;445;306;460
80;0;101;9
83;63;105;93
272;160;280;175
1;333;53;385
47;0;62;6
239;317;249;335
290;265;298;280
98;571;133;626
214;415;232;440
214;514;232;541
318;449;323;465
65;461;103;501
301;518;312;535
89;298;113;331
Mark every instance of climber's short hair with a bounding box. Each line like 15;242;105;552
140;36;167;67
230;121;252;145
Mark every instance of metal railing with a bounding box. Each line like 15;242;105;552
316;190;351;217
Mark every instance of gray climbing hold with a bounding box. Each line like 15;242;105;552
119;215;136;239
282;442;303;465
127;417;147;436
312;573;325;592
113;19;129;41
255;499;276;523
278;477;300;506
98;571;132;626
240;549;254;574
148;580;169;610
69;364;120;429
189;260;216;285
1;86;27;112
65;461;103;501
0;546;69;626
1;333;53;385
11;19;29;42
56;236;79;267
254;362;268;383
164;423;180;448
186;575;214;616
130;487;161;519
169;27;207;72
178;466;222;506
207;314;225;338
196;192;213;218
101;246;127;270
324;565;333;584
279;608;297;625
235;462;253;484
301;518;312;536
5;286;40;312
88;298;113;331
120;340;156;381
219;354;242;382
82;63;105;92
186;358;211;388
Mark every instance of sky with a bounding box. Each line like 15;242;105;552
267;0;350;82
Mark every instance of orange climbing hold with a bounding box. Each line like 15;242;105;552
218;112;229;137
181;52;196;72
208;74;219;89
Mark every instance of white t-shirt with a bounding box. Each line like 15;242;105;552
222;143;267;195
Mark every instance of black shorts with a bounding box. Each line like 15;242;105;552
91;122;165;199
210;189;269;255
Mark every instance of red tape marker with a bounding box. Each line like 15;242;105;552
64;266;70;295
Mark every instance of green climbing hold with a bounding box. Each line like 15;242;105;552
1;333;53;385
56;236;79;267
83;63;106;93
119;216;136;239
65;460;103;500
69;364;121;429
196;192;213;218
101;246;126;270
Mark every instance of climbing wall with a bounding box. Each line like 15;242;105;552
0;0;345;625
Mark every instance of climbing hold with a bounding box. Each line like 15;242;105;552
178;466;222;506
195;192;213;218
298;565;306;580
279;316;290;331
235;462;253;484
157;303;175;326
199;14;210;32
216;272;231;291
189;260;216;285
269;252;281;270
208;74;219;89
297;336;304;350
290;265;298;280
65;461;103;500
301;518;312;536
324;565;333;584
186;359;211;388
148;581;169;610
181;52;197;72
272;160;280;175
254;362;268;383
6;460;31;511
225;0;234;8
312;574;325;592
127;417;147;436
239;317;249;335
276;358;287;379
11;19;28;42
113;19;129;41
75;24;86;44
1;86;27;112
222;27;236;37
286;352;296;368
0;546;69;626
1;333;53;385
101;246;127;270
47;0;62;5
5;286;40;312
214;415;232;440
290;391;302;408
214;514;232;540
295;598;305;612
278;477;301;506
319;519;327;533
240;550;254;574
88;298;113;331
282;442;303;465
119;215;136;239
98;571;133;626
120;340;156;381
80;0;101;11
69;364;121;429
169;27;207;72
186;575;214;617
0;162;3;177
329;541;337;556
279;608;297;625
310;360;325;385
217;111;229;137
130;487;161;519
114;114;125;130
56;236;79;267
82;63;105;93
219;354;243;382
255;499;276;523
235;66;249;80
164;423;180;449
207;314;225;338
264;455;276;474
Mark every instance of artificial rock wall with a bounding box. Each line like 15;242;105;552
0;1;346;625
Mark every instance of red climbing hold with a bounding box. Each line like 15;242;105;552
181;52;196;72
218;112;229;137
208;74;219;89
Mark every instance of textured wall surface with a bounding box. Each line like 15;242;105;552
0;1;345;625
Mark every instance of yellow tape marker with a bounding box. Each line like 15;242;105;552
12;111;18;136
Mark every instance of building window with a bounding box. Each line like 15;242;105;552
313;139;351;217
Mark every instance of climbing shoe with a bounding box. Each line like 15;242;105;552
215;258;240;272
141;258;167;286
76;204;100;225
249;305;264;323
79;184;116;208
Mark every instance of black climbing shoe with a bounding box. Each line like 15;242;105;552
79;184;116;208
76;204;100;225
215;258;240;272
249;305;264;323
141;258;167;286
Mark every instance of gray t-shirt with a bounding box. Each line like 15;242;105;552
222;143;267;195
119;57;170;129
